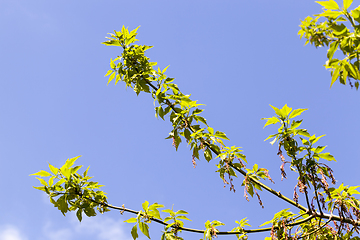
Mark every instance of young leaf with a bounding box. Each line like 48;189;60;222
280;104;292;117
317;10;343;18
214;131;230;141
125;218;138;223
269;105;283;118
48;163;59;175
35;177;49;187
131;224;139;240
104;69;113;77
261;116;280;128
343;0;353;10
30;170;52;177
139;222;150;239
204;148;213;162
316;0;340;10
142;201;149;211
76;209;82;222
318;152;336;161
330;66;341;88
327;41;339;61
175;210;188;215
176;216;192;221
108;72;116;85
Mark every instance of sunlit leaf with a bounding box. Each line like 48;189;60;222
30;170;52;177
343;0;353;10
316;0;340;10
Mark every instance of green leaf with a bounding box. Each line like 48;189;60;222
125;218;138;223
104;69;113;77
194;115;207;125
327;41;339;61
65;156;81;169
214;131;230;141
162;209;175;214
60;167;71;179
48;164;59;175
110;59;116;69
309;134;325;144
48;176;55;186
344;62;358;79
318;152;336;161
164;217;173;222
57;195;69;215
108;72;116;85
291;120;302;129
269;105;283;118
211;220;225;227
314;146;326;153
35;177;48;186
175;210;188;215
289;108;307;119
76;209;82;222
208;127;214;135
83;166;90;177
84;207;96;217
316;0;340;10
139;222;150;239
351;9;360;23
332;23;348;37
131;224;139;240
330;66;341;88
261;116;280;128
204;148;212;162
33;186;46;191
149;203;164;210
142;201;149;211
30;170;52;177
280;104;292;117
343;0;353;10
176;216;191;221
317;10;343;18
297;130;310;137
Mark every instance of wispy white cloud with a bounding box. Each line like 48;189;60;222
73;216;132;240
0;225;28;240
42;215;133;240
0;215;133;240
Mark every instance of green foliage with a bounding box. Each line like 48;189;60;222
161;207;191;240
101;26;276;195
30;156;109;220
263;103;360;239
201;220;225;240
299;0;360;89
33;12;360;239
260;209;296;227
124;201;165;240
231;218;251;240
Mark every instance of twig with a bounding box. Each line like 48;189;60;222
298;219;331;240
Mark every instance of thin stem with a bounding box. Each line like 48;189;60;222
298;219;332;239
344;11;356;29
296;164;312;212
310;170;324;216
75;193;315;235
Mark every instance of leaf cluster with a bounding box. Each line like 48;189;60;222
299;0;360;89
31;20;360;240
30;156;108;222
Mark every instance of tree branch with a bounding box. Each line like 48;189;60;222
79;194;315;235
140;77;309;212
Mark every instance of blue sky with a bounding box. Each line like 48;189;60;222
0;0;359;239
